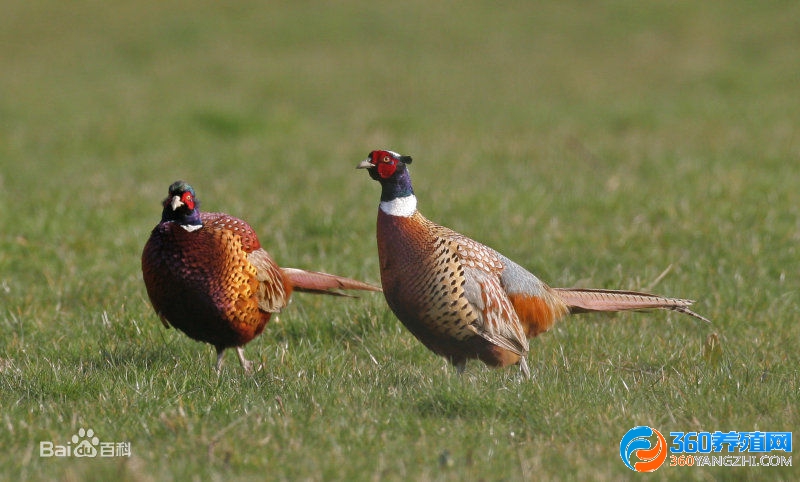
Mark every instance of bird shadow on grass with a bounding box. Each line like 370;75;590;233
269;305;393;350
85;344;182;372
414;394;508;420
410;373;531;420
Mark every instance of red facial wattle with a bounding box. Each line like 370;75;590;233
181;192;195;210
375;152;398;179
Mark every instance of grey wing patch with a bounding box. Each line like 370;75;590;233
496;254;550;297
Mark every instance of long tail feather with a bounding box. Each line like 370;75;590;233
281;268;382;296
553;288;710;323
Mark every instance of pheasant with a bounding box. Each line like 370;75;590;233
357;150;709;378
142;181;381;372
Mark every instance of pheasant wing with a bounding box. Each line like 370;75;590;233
247;248;290;313
462;267;530;356
440;232;529;356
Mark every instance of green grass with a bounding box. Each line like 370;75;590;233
2;0;798;480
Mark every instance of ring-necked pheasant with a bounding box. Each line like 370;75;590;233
357;150;709;378
142;181;381;372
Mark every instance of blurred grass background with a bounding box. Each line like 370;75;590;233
1;1;798;480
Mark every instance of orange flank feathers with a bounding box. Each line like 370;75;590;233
508;293;569;338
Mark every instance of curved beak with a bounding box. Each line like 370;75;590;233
356;159;374;169
170;195;184;211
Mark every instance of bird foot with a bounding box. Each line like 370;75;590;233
236;347;258;374
214;347;263;374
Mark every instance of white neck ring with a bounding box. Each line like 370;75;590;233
379;195;417;217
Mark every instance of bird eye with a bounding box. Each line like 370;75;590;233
382;156;391;163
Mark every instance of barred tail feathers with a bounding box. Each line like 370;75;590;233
281;268;382;296
553;288;710;323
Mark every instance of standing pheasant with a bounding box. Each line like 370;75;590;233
142;181;381;372
357;150;709;377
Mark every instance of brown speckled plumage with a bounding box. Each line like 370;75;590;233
142;181;380;371
358;150;709;377
142;211;288;351
376;210;538;373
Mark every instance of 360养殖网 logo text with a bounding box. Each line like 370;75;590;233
621;427;792;472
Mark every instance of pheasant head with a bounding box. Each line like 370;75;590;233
161;180;202;227
358;150;417;216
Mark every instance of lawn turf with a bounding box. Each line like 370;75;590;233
1;1;798;480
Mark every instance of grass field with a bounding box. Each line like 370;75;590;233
2;1;798;480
